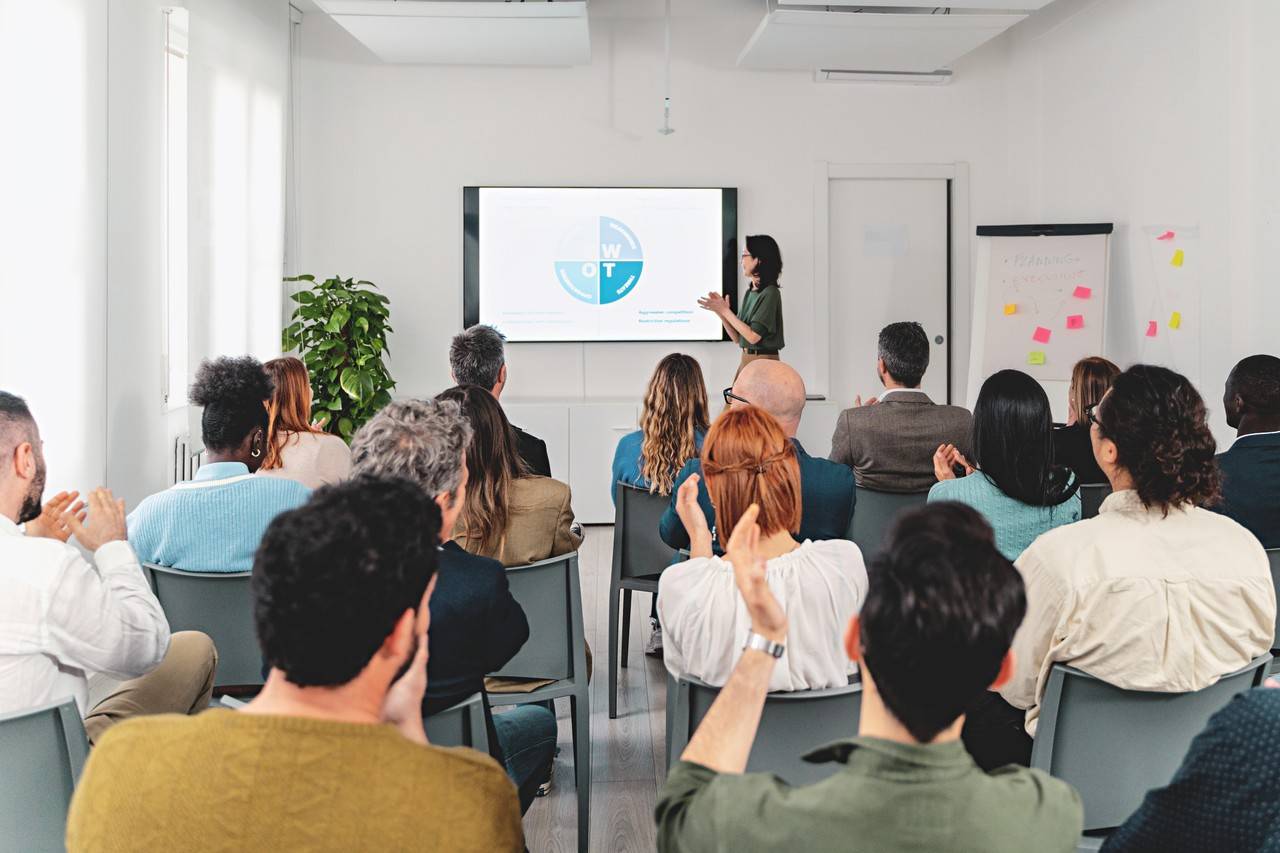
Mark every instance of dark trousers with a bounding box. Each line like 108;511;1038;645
962;691;1033;771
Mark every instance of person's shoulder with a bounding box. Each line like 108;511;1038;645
249;471;311;501
799;538;864;565
512;475;570;505
802;452;855;482
407;740;512;783
984;765;1083;839
93;712;205;759
439;541;506;577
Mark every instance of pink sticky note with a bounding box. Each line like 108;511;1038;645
1146;321;1158;338
1073;286;1092;299
1033;326;1052;344
1156;230;1176;241
1066;315;1084;329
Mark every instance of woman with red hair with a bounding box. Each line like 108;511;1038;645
657;405;867;691
258;357;352;489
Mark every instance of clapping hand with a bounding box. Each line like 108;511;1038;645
697;292;730;316
675;474;714;557
853;395;879;408
725;504;787;645
24;491;86;542
932;444;974;482
64;489;127;552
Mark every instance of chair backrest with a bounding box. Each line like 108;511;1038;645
144;564;263;688
1030;655;1272;831
1078;483;1111;519
490;553;585;683
0;698;88;852
846;489;928;559
1269;550;1280;651
670;676;862;786
612;482;676;582
423;692;490;754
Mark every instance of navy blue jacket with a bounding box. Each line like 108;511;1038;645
1213;432;1280;549
658;439;856;551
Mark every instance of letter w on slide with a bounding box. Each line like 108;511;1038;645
601;242;623;259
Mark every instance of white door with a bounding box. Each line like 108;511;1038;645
828;179;950;406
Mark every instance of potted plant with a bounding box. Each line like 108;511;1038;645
281;274;395;441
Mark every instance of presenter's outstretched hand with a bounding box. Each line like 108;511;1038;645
697;292;730;316
676;474;714;558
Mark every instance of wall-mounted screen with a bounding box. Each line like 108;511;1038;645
463;186;737;342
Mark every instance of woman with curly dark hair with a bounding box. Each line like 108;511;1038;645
128;356;312;572
963;364;1275;772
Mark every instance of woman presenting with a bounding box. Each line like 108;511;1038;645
698;234;785;378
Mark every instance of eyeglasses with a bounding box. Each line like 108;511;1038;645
1083;402;1101;428
723;387;750;407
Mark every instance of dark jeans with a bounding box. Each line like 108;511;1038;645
493;702;558;814
962;690;1033;771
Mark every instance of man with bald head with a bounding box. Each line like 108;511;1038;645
658;360;856;552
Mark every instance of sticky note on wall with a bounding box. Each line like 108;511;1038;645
1157;230;1176;241
1171;249;1185;267
1033;326;1052;344
1170;311;1182;329
1146;321;1158;337
1066;315;1084;329
1004;303;1017;315
1073;286;1092;299
1028;351;1046;365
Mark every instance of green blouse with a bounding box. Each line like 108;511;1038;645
737;283;784;352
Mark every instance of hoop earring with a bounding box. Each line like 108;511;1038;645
251;447;262;459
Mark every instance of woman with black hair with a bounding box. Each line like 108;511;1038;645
928;369;1081;560
128;356;311;572
698;234;785;378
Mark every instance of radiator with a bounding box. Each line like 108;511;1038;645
172;434;203;484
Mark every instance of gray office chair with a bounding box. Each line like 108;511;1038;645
0;698;88;853
846;489;928;559
424;692;490;754
1078;483;1112;519
488;553;590;853
1030;654;1271;833
667;675;863;786
144;563;263;692
609;482;678;719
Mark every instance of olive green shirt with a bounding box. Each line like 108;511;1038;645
737;284;784;352
655;736;1082;853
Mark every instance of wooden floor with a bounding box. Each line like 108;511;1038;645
522;524;666;853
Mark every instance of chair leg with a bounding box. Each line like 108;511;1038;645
620;589;633;668
570;691;590;853
608;582;620;719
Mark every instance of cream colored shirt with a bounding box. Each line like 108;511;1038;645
1003;489;1275;734
658;539;868;692
257;431;352;490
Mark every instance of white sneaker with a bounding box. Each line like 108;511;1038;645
644;621;663;658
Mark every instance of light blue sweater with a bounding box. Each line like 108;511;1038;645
128;462;311;573
928;472;1081;561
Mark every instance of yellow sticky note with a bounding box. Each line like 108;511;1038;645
1171;249;1185;267
1004;303;1017;315
1028;351;1046;366
1170;311;1182;330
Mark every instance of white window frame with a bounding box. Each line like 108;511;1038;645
161;7;190;410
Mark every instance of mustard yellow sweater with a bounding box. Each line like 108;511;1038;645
66;709;524;852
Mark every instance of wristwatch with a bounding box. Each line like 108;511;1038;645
743;631;786;659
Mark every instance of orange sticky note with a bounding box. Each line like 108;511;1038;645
1146;321;1158;337
1004;303;1017;316
1028;351;1046;366
1066;315;1084;329
1032;326;1051;344
1170;311;1182;330
1171;249;1185;267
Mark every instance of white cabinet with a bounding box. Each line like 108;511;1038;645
503;403;570;481
568;403;639;524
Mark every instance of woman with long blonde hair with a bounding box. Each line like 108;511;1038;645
611;354;710;500
257;356;352;489
657;405;867;691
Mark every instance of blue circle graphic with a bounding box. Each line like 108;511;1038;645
554;216;644;305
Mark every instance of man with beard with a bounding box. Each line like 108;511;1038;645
0;391;217;742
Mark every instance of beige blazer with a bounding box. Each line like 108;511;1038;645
455;476;582;568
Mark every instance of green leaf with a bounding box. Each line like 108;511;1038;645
338;417;354;439
355;316;369;334
291;290;315;304
339;367;361;400
326;397;344;411
371;389;393;410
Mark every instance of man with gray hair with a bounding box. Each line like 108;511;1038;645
350;398;556;813
449;324;552;477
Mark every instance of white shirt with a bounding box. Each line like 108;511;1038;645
658;539;868;692
257;431;352;490
1003;489;1275;734
0;516;169;716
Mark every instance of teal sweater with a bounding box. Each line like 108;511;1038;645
928;473;1081;561
128;462;310;573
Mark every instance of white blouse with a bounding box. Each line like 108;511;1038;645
257;431;352;490
658;539;868;692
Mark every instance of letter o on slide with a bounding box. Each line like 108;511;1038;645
581;262;597;277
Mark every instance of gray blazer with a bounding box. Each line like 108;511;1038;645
829;389;973;493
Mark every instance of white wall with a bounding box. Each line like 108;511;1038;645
106;0;291;507
1001;0;1280;440
296;6;1018;405
0;0;108;496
